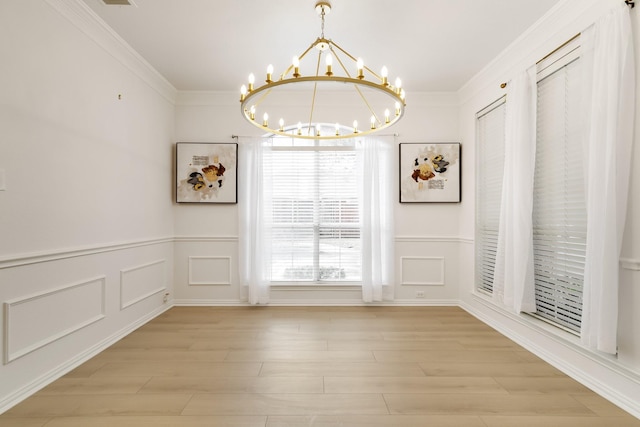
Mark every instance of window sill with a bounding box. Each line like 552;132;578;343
270;282;362;291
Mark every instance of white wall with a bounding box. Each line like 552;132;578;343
458;0;640;418
173;91;464;305
0;0;176;412
3;0;639;420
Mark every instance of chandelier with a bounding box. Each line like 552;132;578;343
239;1;406;139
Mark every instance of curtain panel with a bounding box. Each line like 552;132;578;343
238;137;272;304
580;1;635;354
358;137;395;302
491;67;537;314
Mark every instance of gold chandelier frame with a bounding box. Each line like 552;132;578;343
239;1;406;140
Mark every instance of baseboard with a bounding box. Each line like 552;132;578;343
0;303;173;414
173;298;460;307
459;299;640;420
174;299;248;306
2;298;639;420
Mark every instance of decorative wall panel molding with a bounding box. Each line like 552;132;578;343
4;276;106;363
188;256;232;286
174;236;239;243
0;304;171;414
120;259;167;310
0;237;173;269
400;256;445;286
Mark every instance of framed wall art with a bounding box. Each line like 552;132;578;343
176;142;238;203
399;142;461;203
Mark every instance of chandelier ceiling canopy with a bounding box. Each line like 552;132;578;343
239;1;406;139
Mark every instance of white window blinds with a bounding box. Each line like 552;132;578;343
475;98;506;294
266;143;361;282
533;40;586;332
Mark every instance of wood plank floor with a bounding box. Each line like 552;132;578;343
1;306;639;426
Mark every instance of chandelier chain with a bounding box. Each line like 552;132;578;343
320;6;326;39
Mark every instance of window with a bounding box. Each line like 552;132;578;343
266;128;361;282
533;38;586;333
474;37;587;333
475;97;506;294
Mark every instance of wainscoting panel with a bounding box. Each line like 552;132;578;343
400;256;445;286
120;259;167;310
188;256;231;286
4;276;106;363
0;237;174;413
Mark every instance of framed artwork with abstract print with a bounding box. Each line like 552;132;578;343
399;142;461;203
176;142;238;204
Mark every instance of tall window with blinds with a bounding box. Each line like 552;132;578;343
533;38;586;333
475;97;506;294
265;138;361;283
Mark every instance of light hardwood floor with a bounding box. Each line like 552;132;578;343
1;306;639;427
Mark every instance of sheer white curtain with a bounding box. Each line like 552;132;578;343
238;137;271;304
358;137;395;302
580;2;635;354
491;67;537;313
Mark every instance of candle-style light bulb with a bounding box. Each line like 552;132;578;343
293;56;300;78
335;123;340;136
395;101;401;116
297;121;302;135
240;85;247;102
353;120;359;134
384;108;390;123
266;64;274;83
279;118;284;131
262;112;269;127
400;88;406;100
370;115;376;129
395;77;402;94
250;105;256;121
357;58;364;79
325;54;333;76
381;66;388;86
248;73;255;91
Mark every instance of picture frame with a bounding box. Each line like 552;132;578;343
399;142;461;203
176;142;238;204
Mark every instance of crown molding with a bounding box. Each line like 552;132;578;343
44;0;177;104
457;0;607;106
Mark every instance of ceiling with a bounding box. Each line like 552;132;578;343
81;0;563;93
